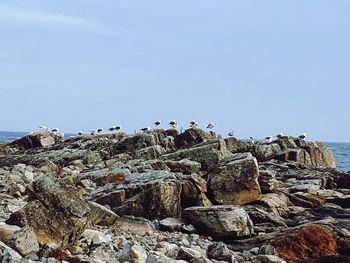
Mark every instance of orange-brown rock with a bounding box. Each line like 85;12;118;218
208;153;262;205
273;224;338;262
10;131;64;149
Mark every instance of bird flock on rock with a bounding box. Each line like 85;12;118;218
37;122;307;143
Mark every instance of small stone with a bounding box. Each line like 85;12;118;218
5;226;40;257
130;245;148;263
70;245;83;255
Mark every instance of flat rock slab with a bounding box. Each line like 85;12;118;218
183;205;254;239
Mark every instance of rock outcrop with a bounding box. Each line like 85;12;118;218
0;128;348;263
208;153;262;205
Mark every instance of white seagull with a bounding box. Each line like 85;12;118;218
51;128;59;133
78;131;83;136
154;120;161;127
263;136;273;144
299;133;307;139
190;120;198;128
115;125;122;132
207;122;215;129
169;120;177;129
249;136;256;144
140;126;150;132
96;128;104;133
276;132;284;139
228;131;235;137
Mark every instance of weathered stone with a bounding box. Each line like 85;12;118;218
135;145;166;160
11;132;64;149
93;189;126;209
207;242;236;262
88;201;119;226
159;218;186;232
302;142;336;168
0;240;22;262
0;224;21;242
225;137;251;153
174;128;216;149
256;193;292;217
254;254;287;263
258;169;279;193
165;159;201;174
183;205;254;238
252;144;282;162
162;140;232;169
176;247;210;262
5;226;39;257
6;176;90;247
113;216;155;235
130;245;148;263
114;171;182;219
273;224;338;262
208;153;262;205
275;149;312;165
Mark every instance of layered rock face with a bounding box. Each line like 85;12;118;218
0;129;349;263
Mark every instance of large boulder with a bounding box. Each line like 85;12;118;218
208;153;262;205
275;148;312;165
6;176;91;247
183;205;254;239
273;224;338;262
114;171;210;219
302;142;337;168
162;140;232;169
10;132;64;149
113;131;175;155
174;128;217;149
252;144;282;162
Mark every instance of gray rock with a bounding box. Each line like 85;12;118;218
6;176;90;247
5;226;39;257
208;153;262;205
183;206;254;238
207;242;236;262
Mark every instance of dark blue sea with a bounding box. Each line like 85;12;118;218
0;131;349;172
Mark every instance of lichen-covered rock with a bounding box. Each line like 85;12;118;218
6;176;91;247
5;226;39;257
174;128;217;149
252;144;282;162
10;132;64;149
165;159;201;174
208;153;262;205
273;224;338;262
162;140;232;169
302;142;337;168
275;148;312;165
134;145;166;160
183;205;254;238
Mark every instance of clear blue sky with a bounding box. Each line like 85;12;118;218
1;1;349;142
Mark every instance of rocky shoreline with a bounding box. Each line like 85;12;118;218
0;128;349;263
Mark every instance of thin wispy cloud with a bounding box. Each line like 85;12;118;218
0;4;102;32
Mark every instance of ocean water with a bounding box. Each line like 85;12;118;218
0;131;349;172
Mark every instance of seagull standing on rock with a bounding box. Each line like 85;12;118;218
207;122;215;130
250;137;256;144
96;128;104;133
39;126;49;132
276;132;284;139
140;127;150;132
299;133;307;139
190;120;198;128
154;120;161;128
263;136;273;144
115;125;122;132
51;128;59;133
228;131;235;137
169;120;177;129
78;131;83;136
